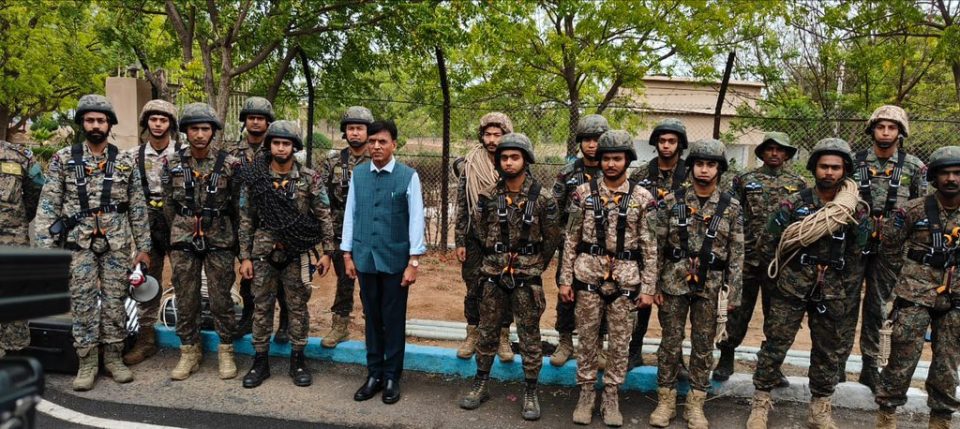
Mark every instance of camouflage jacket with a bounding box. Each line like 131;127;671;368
453;154;498;247
766;189;870;301
472;176;561;278
852;148;926;257
238;162;335;260
629;157;686;204
228;136;264;166
318;147;369;241
127;141;179;217
0;141;44;246
162;148;242;250
551;158;602;229
559;179;659;294
656;187;744;305
732;165;807;265
887;195;960;308
34;142;151;253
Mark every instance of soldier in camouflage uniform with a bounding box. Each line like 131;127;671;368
34;94;152;391
626;118;687;368
229;96;284;341
162;103;242;382
549;113;607;367
0;139;45;358
123;99;179;366
649;139;744;429
847;105;926;391
874;146;960;429
455;112;514;361
746;138;869;429
238;120;334;388
319;106;373;348
713;132;805;385
459;133;560;421
560;130;658;427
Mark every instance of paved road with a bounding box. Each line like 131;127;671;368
35;349;931;428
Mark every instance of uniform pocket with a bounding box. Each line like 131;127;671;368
0;172;23;204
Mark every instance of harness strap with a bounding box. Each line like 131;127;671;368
676;187;690;258
488;180;542;254
856;150;872;208
692;192;732;291
883;150;907;215
70;144;89;211
339;148;351;188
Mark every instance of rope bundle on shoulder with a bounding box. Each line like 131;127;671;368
767;178;866;278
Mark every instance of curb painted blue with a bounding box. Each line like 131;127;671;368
154;326;703;393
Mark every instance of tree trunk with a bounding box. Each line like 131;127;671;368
267;46;301;102
0;104;9;141
436;46;451;249
952;60;960;108
299;48;315;169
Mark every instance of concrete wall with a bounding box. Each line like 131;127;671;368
105;77;152;150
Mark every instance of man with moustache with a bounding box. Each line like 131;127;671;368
713;132;805;384
34;94;151;391
238;120;334;388
746;139;869;429
874;146;960;429
455;112;515;362
459;133;560;421
559;130;658;427
123;99;180;366
549;114;608;367
649;139;743;429
847;105;926;391
319;106;374;348
343;120;425;404
163;103;242;382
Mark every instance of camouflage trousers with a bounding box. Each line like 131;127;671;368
754;291;847;396
137;245;168;327
463;238;511;327
252;256;313;352
850;253;900;364
876;298;960;413
69;249;130;348
719;260;773;350
329;248;356;317
574;290;633;387
170;249;237;344
475;277;545;380
0;321;30;352
657;293;718;391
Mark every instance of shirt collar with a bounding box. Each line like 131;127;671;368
370;156;396;173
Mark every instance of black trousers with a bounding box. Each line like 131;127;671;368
358;271;409;381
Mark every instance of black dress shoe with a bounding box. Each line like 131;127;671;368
354;376;383;401
382;379;401;404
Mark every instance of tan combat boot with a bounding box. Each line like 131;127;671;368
683;389;709;429
321;314;350;348
597;349;607;371
550;332;574;366
123;326;158;365
807;396;839;429
497;328;515;362
72;346;99;391
102;343;133;383
572;385;596;425
929;412;953;429
600;385;623;427
456;325;479;359
875;406;896;429
648;387;677;427
746;390;773;429
171;344;202;380
218;343;237;379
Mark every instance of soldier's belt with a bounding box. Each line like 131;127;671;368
483;242;540;255
169;242;230;255
663;246;727;270
575;243;643;261
173;201;223;218
906;249;954;269
572;278;637;303
483;275;541;292
67;203;130;220
791;253;845;271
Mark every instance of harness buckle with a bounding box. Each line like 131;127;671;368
706;229;718;239
616;250;633;260
494;242;507;253
588;244;604;256
671;247;686;260
799;253;814;266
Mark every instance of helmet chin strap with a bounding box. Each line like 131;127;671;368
348;139;367;149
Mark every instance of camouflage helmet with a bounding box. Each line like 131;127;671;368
575;114;609;142
239;96;275;122
595;130;637;162
648;118;688;150
805;137;854;174
495;132;535;164
866;105;910;137
74;94;118;125
178;103;223;132
478;112;513;140
264;120;303;151
139;99;178;131
925;146;960;182
684;139;728;171
339;106;374;132
754;131;798;159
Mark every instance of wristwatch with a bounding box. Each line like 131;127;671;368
409;259;420;268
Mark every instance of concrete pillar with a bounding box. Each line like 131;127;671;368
105;77;152;150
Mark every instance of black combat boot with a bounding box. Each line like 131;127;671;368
289;350;312;387
242;352;271;388
858;356;880;393
712;345;735;381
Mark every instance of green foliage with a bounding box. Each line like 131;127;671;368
30;114;59;132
